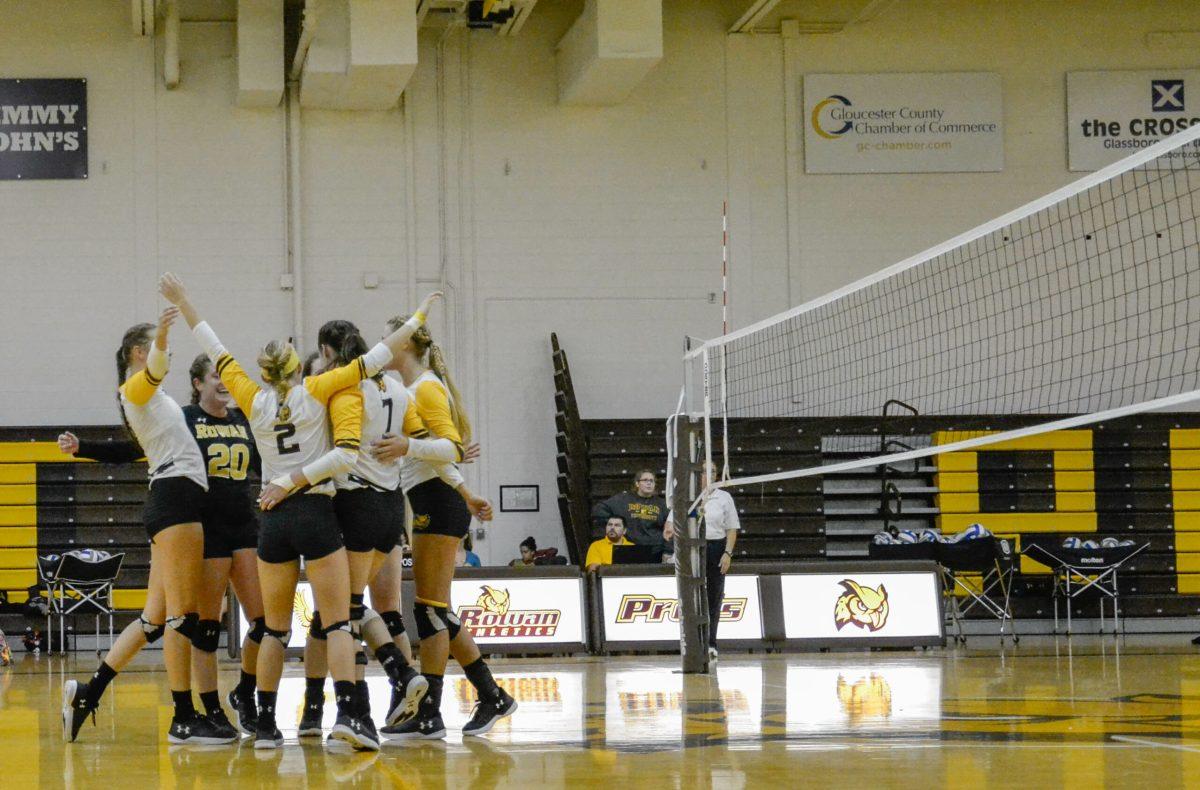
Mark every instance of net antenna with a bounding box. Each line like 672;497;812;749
683;122;1200;509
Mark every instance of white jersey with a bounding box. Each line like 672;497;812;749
336;376;406;492
119;385;207;490
247;383;345;496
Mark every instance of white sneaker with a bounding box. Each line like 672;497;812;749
707;646;719;663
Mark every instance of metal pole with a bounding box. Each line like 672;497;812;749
673;416;708;673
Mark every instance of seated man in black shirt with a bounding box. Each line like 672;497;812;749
591;470;667;557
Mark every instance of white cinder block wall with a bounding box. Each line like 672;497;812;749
2;0;1198;563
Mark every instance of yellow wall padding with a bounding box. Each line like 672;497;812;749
938;513;1097;534
0;464;35;484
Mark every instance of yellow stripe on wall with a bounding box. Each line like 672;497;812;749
1179;575;1200;594
1173;471;1200;491
1177;513;1200;532
0;569;35;588
0;486;35;506
1055;492;1096;512
938;513;1097;534
934;473;980;492
0;464;35;484
0;442;81;463
1054;470;1095;491
1170;430;1200;450
0;507;35;527
1053;451;1095;471
0;527;36;547
933;430;1092;452
1177;555;1200;573
1170;450;1200;470
937;493;980;513
0;547;36;568
1176;534;1200;553
1174;492;1200;511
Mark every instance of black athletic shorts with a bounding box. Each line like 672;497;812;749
201;483;259;559
258;493;343;564
406;478;470;540
334;487;404;554
144;476;207;540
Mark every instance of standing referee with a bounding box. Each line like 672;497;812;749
665;462;740;661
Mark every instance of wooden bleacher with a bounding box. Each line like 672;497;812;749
0;427;149;615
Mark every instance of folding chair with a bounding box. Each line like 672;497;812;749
938;538;1018;645
39;552;125;655
1022;541;1149;636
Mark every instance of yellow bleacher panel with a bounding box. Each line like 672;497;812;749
113;589;148;610
1054;470;1095;491
938;513;1097;533
0;464;35;484
937;493;980;513
938;453;977;472
1021;554;1053;575
1170;450;1200;470
0;442;79;463
1178;574;1200;595
0;569;35;589
1177;513;1200;532
0;547;35;568
0;485;35;506
1170;430;1200;450
0;507;36;527
934;473;979;493
0;527;37;547
933;430;1092;452
1053;451;1094;471
1174;492;1200;511
1173;471;1200;491
1176;534;1200;553
6;590;29;603
1177;555;1200;574
1055;492;1096;512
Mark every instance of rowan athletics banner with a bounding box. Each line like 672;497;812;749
0;78;87;180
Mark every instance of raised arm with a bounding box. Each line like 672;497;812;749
121;307;177;406
158;273;261;415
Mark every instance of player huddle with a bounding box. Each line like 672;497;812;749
60;274;513;751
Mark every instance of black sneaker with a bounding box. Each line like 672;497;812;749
168;713;239;745
62;679;97;743
380;712;446;740
384;668;429;726
329;713;380;751
297;702;324;737
227;688;257;736
253;722;284;750
462;690;518;737
206;708;240;741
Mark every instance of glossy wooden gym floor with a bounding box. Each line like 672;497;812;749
5;639;1200;788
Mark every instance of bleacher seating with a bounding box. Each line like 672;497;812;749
0;427;149;618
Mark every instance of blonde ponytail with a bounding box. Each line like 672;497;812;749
257;340;299;422
428;342;471;443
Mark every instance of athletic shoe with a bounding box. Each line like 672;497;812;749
329;714;380;751
461;690;518;737
62;679;97;743
206;708;240;741
298;702;324;737
381;712;446;740
168;713;239;745
227;688;257;736
384;669;429;727
253;723;284;750
708;646;719;663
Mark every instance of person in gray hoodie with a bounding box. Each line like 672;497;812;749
591;470;667;556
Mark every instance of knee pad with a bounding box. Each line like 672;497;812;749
354;607;382;640
194;619;222;653
413;602;451;640
166;611;199;640
379;610;406;638
322;618;352;638
262;624;291;647
445;610;462;641
247;617;267;645
309;610;326;641
139;615;165;644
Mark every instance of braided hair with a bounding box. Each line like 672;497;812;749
257;340;297;422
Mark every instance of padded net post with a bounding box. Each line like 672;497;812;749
670;412;708;673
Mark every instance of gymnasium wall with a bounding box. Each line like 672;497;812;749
1;0;1197;562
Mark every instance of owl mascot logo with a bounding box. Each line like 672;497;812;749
477;585;511;615
833;579;890;632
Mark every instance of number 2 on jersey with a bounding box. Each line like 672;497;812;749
275;422;300;455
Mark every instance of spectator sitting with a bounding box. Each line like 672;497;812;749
509;536;538;568
456;535;482;568
591;470;668;557
585;516;634;572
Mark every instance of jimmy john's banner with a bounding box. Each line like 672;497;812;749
600;575;763;642
1067;70;1200;171
803;72;1003;174
0;78;87;180
451;577;585;645
780;572;941;640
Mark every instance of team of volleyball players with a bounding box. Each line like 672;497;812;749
60;273;512;751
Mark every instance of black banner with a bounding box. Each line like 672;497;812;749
0;78;87;180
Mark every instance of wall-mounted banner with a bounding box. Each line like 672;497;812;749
803;72;1003;174
451;577;585;645
1067;70;1200;171
600;574;763;642
780;572;941;640
0;78;87;180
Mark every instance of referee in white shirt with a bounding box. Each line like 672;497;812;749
665;462;740;658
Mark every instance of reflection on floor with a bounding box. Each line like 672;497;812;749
3;637;1200;787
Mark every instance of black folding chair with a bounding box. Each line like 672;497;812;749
39;552;125;655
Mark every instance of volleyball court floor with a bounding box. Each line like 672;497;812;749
3;637;1200;787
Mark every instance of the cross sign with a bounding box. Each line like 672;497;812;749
1151;79;1185;112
